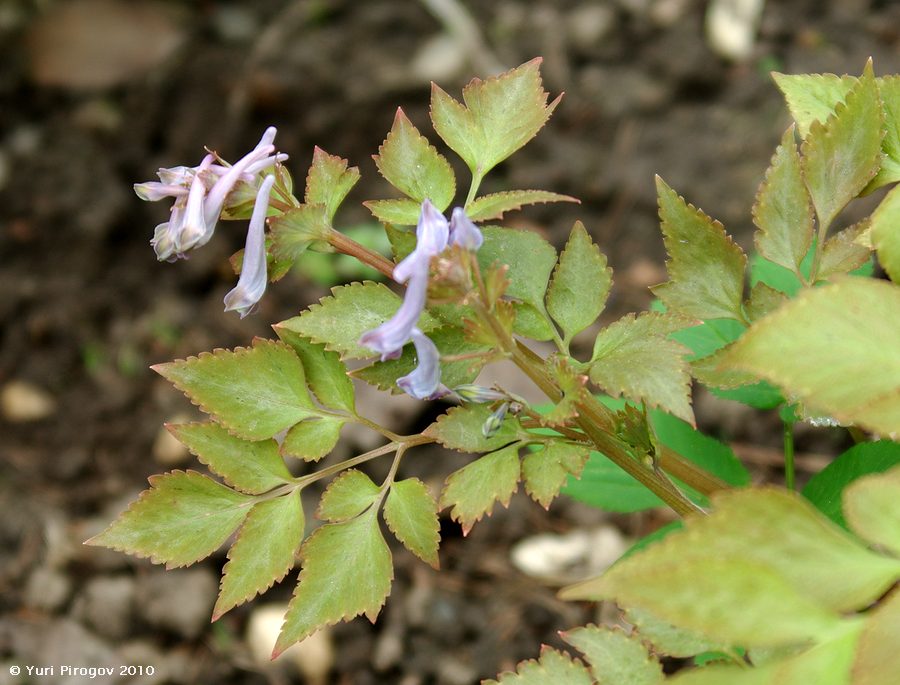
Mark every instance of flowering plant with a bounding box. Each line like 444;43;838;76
90;59;900;682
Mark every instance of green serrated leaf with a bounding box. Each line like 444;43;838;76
773;72;856;138
168;422;292;495
277;281;436;359
384;478;440;568
430;58;560;180
564;488;900;621
86;470;253;568
213;490;304;619
485;646;594;685
870;183;900;283
590;312;695;425
316;469;381;522
651;177;747;321
852;588;900;685
153;339;315;441
844;465;900;556
273;329;355;412
466;189;579;222
562;625;664;685
871;74;900;190
351;326;488;394
305;147;360;220
625;607;725;658
803;441;900;529
479;226;558;313
522;441;589;509
801;62;883;232
274;507;392;656
511;302;555;341
364;198;423;226
269;204;330;270
752;126;815;274
440;443;521;534
718;277;900;436
424;404;521;453
373;108;455;211
546;221;613;345
818;220;873;282
385;224;417;261
281;417;344;462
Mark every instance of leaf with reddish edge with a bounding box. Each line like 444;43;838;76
85;470;253;569
424;403;523;453
316;469;381;523
561;624;664;685
305;146;360;221
440;443;521;535
272;329;355;413
213;490;304;620
384;478;440;568
466;189;579;222
522;441;589;509
816;220;872;282
281;417;344;462
273;507;392;657
152;338;316;441
364;198;422;226
484;646;593;685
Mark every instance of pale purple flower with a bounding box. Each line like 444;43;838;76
173;154;215;254
393;199;449;283
134;182;189;202
397;329;445;399
448;207;483;250
359;262;429;360
223;174;276;318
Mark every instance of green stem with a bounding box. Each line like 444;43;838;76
783;419;796;490
328;228;396;280
464;168;484;209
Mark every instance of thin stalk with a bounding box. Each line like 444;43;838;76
464;169;484;209
783;419;796;490
328;229;396;280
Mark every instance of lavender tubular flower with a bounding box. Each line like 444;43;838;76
134;182;188;202
449;207;483;250
359;262;429;360
173;154;215;254
223;174;276;318
397;329;445;400
393;199;449;283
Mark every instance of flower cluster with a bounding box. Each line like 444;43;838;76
359;201;483;400
134;128;287;316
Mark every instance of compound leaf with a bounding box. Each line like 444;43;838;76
373;108;455;211
561;625;664;685
384;478;440;568
651;177;746;321
466;189;579;222
752;126;815;274
152;339;315;441
277;281;436;359
364;198;422;226
168;422;292;495
274;507;392;656
485;646;593;685
440;443;521;535
522;441;590;509
479;226;558;313
718;277;900;436
800;62;883;232
424;404;522;453
86;470;253;568
546;221;613;344
269;204;330;270
773;72;856;137
213;490;304;619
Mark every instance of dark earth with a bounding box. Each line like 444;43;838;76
2;1;899;683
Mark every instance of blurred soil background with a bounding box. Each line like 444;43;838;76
2;1;899;683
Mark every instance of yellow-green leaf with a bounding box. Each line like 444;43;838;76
773;72;856;137
304;146;360;220
316;469;381;522
651;177;747;321
851;588;900;685
522;442;589;509
466;189;579;222
384;478;440;568
440;444;521;535
844;465;900;557
373;108;455;211
274;508;392;656
364;198;422;226
546;221;613;345
152;339;315;441
718;277;900;436
561;625;664;685
273;329;355;412
485;646;594;685
870;183;900;283
800;62;883;232
86;470;253;568
281;417;344;462
168;422;292;495
752;126;815;274
424;404;522;453
816;220;872;282
213;490;304;619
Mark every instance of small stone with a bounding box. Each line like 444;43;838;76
152;417;191;465
247;604;334;684
136;568;216;639
24;566;72;612
1;380;57;422
73;575;135;640
510;526;629;584
567;5;616;50
410;33;467;84
706;0;765;61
